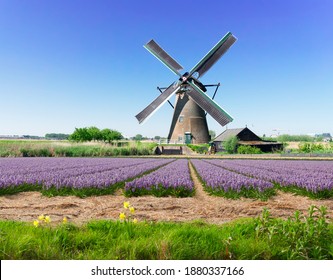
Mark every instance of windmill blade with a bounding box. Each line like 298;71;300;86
144;39;183;77
187;80;233;127
189;32;237;78
135;82;180;124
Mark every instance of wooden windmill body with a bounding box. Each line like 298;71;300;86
168;91;209;144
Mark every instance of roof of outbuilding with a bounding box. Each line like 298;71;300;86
213;128;246;141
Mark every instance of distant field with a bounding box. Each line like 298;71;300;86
286;141;332;150
0;139;157;157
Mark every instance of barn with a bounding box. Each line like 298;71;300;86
213;127;283;152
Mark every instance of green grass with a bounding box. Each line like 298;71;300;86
204;186;276;201
0;207;332;260
0;183;123;198
187;144;209;154
277;184;333;200
124;184;194;198
0;140;157;157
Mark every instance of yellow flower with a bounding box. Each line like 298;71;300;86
62;217;68;224
123;201;130;209
119;212;126;220
33;220;39;227
38;214;45;221
44;216;51;223
133;218;138;224
129;207;135;214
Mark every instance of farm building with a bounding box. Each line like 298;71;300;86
213;127;283;152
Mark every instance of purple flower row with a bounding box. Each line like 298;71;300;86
0;158;173;190
125;159;194;195
191;159;273;193
205;159;333;193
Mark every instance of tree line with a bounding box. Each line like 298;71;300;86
68;127;123;143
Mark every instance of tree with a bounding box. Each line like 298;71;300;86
101;129;123;143
87;126;102;141
224;136;238;154
69;127;123;142
69;127;91;142
209;130;216;140
45;133;69;140
134;134;143;141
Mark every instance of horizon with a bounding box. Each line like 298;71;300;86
0;129;331;140
1;1;332;138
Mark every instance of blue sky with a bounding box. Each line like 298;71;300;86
0;0;332;138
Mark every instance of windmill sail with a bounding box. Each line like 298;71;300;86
187;80;233;127
137;33;237;144
189;32;237;78
135;82;180;124
144;39;183;77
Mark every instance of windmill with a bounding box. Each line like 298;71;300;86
135;32;237;144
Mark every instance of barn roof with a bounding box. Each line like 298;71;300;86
214;128;250;141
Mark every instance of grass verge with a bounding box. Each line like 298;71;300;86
0;140;157;157
0;206;332;260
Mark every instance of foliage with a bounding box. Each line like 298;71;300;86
209;130;216;140
298;142;329;153
100;128;123;143
0;140;156;157
205;185;276;201
0;207;331;260
277;134;317;142
69;126;123;143
237;145;262;154
255;206;332;259
223;136;239;154
133;134;143;141
45;133;69;140
187;144;209;154
277;184;333;200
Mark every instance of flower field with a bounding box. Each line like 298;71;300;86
0;157;333;199
191;159;275;200
124;159;194;197
0;157;173;196
202;159;333;199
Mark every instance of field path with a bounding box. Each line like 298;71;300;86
0;161;332;225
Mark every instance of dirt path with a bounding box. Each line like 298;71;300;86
0;164;332;225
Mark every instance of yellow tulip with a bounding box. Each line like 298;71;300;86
129;207;135;214
119;212;126;220
123;201;130;209
63;217;68;224
38;214;45;221
44;216;51;223
33;220;39;227
133;218;138;224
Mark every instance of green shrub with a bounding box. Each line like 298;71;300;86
224;136;238;154
298;142;328;153
237;145;262;154
20;148;53;157
255;206;332;259
187;144;209;154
